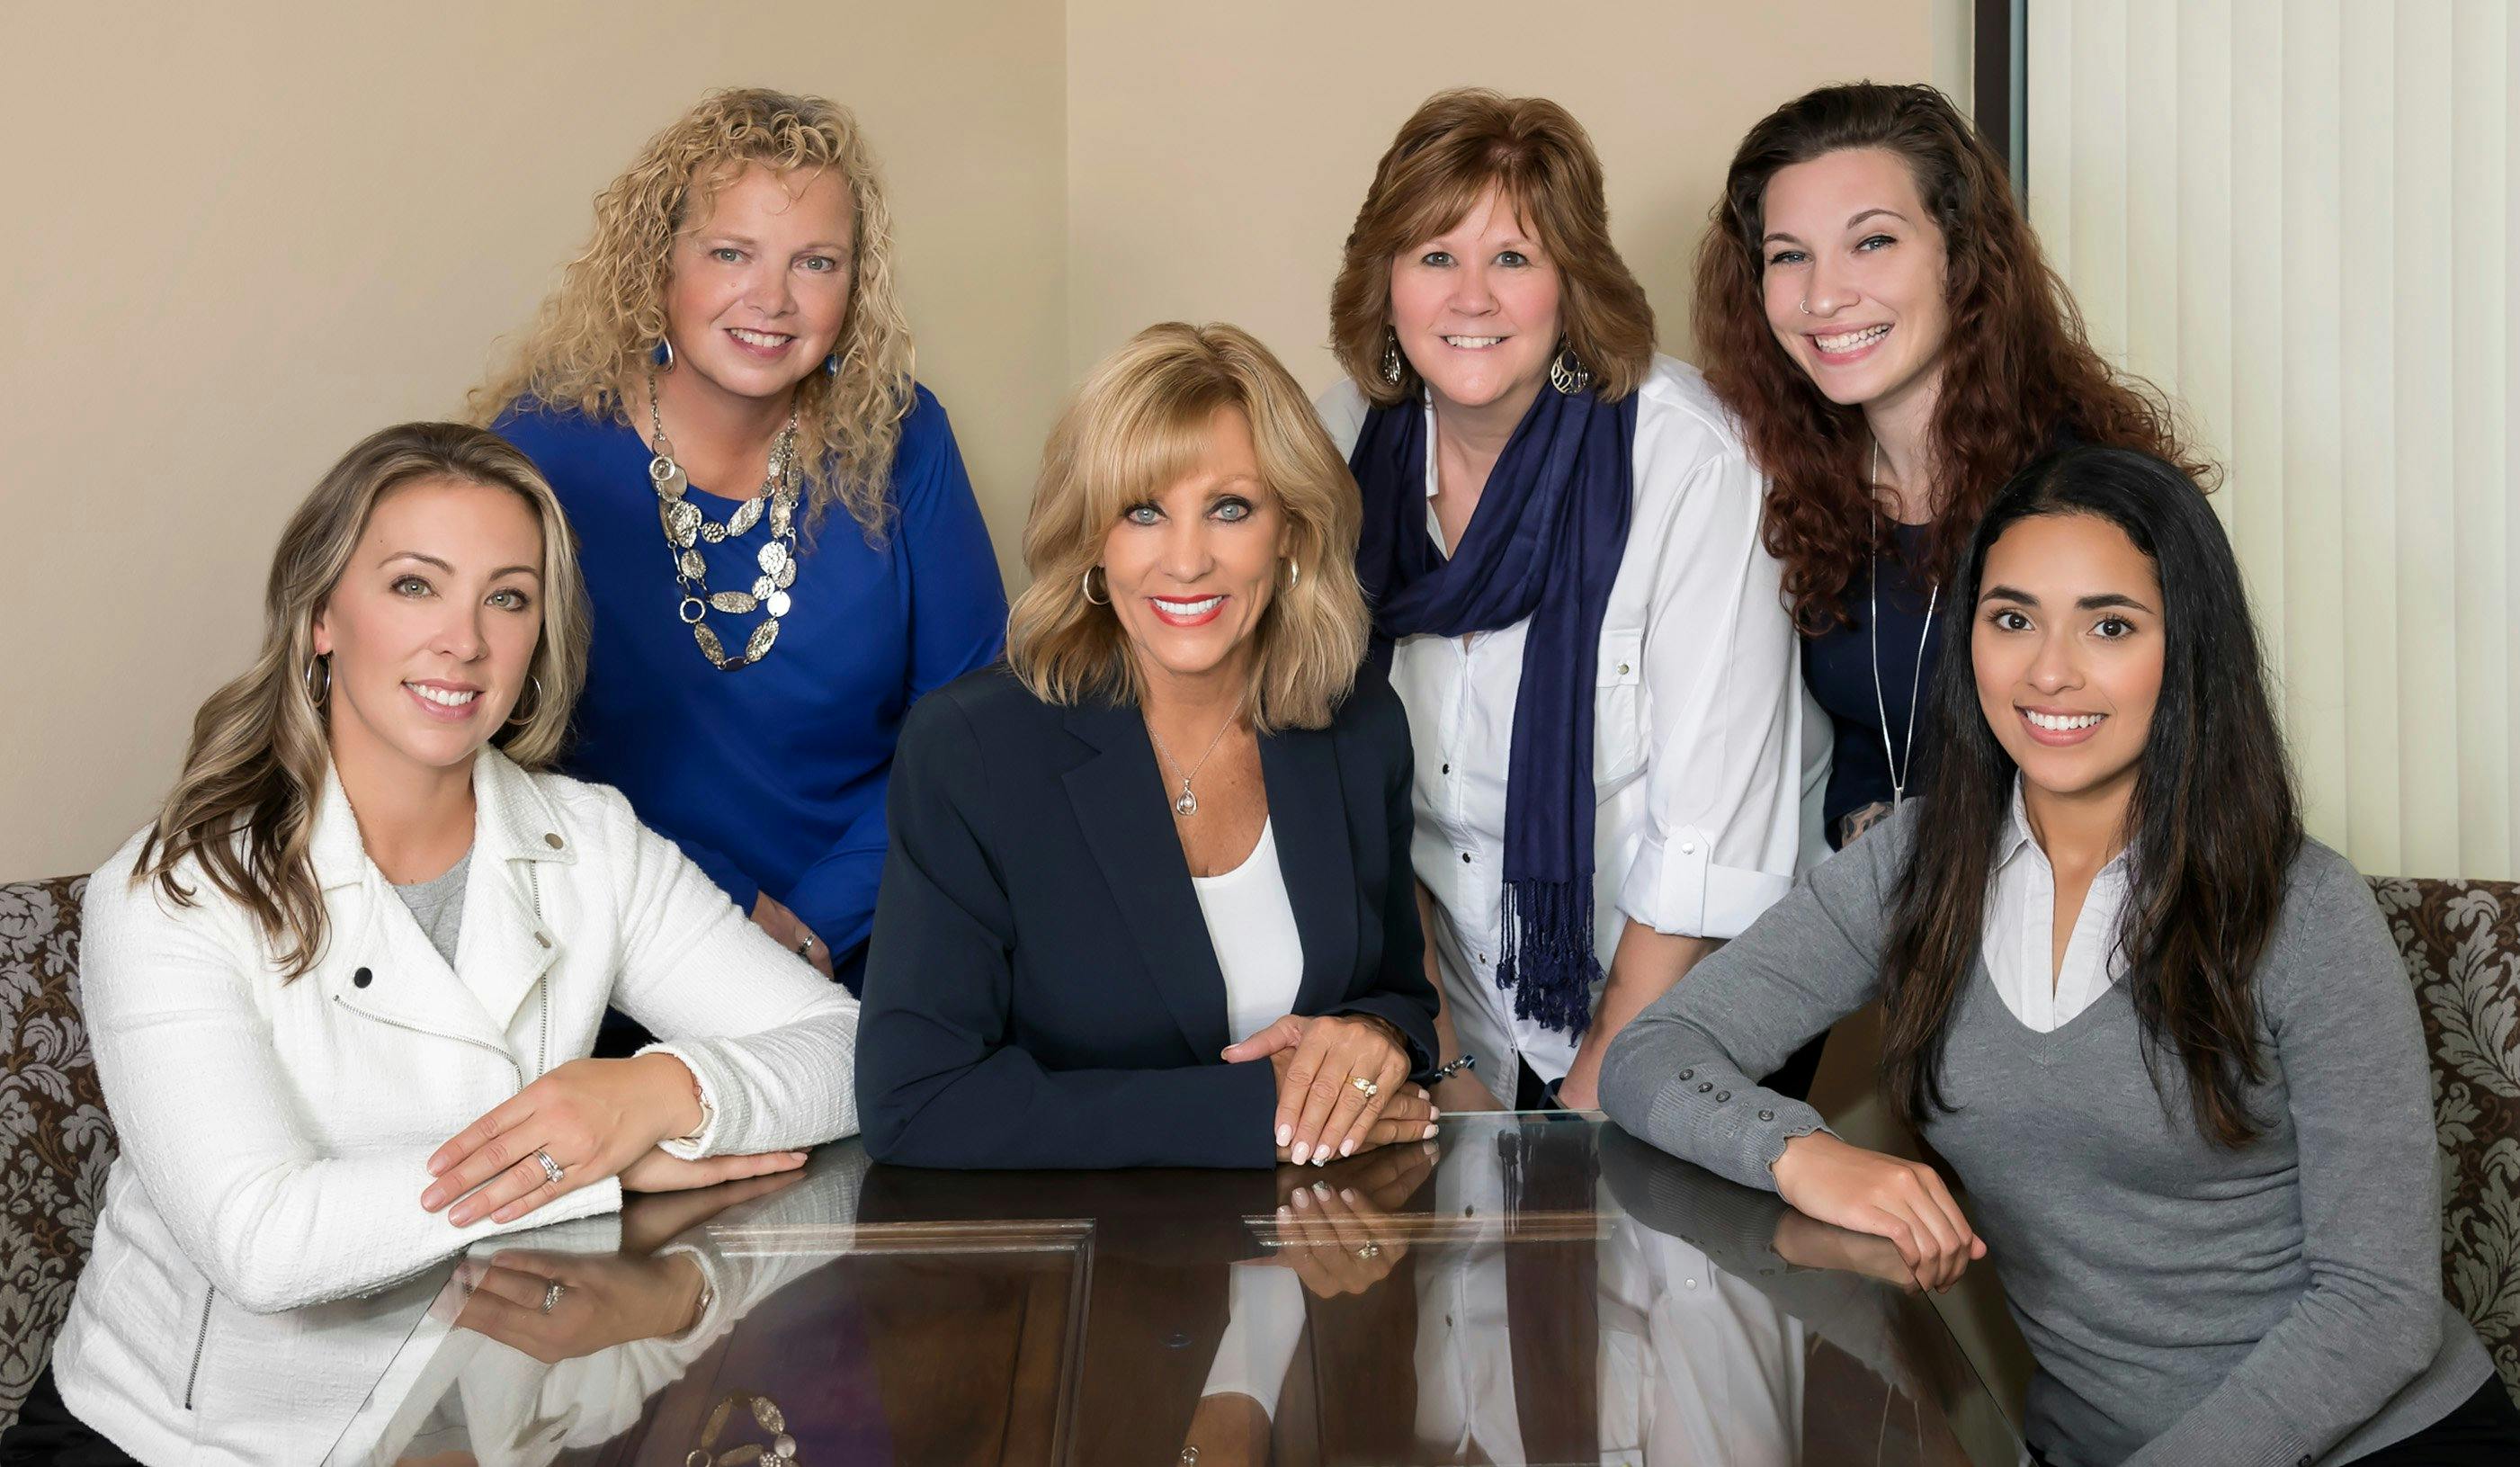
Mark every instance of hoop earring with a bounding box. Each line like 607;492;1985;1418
1378;328;1404;388
1081;565;1110;606
505;674;545;729
1548;344;1593;396
304;654;331;704
1282;557;1300;590
653;338;675;371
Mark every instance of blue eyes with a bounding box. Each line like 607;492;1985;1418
710;246;842;273
1121;499;1253;526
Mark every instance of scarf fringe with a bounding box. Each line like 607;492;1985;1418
1495;877;1603;1037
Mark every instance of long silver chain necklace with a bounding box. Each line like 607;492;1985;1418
646;371;804;671
1145;696;1243;817
1868;439;1939;807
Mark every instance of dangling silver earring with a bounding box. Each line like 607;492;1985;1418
1081;565;1110;605
505;674;544;729
1549;344;1592;396
1378;328;1404;388
305;654;331;704
654;338;676;371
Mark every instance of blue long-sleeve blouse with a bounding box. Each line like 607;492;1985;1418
495;385;1007;989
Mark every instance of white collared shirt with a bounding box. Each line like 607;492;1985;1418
1319;358;1829;1100
1983;780;2135;1031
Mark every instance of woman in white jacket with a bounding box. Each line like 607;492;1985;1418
21;422;861;1464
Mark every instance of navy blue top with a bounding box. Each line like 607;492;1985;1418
495;386;1007;988
1801;521;1943;846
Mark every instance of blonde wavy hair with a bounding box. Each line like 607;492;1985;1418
135;424;591;977
1331;88;1656;407
470;87;914;538
1009;323;1369;734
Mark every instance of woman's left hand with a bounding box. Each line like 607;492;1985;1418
1224;1014;1412;1167
422;1054;705;1227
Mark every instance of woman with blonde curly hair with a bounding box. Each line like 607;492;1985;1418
475;88;1005;1016
1319;89;1826;1114
17;425;856;1463
856;323;1440;1170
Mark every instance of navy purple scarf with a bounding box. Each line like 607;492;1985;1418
1351;384;1639;1035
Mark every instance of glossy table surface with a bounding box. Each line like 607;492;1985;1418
307;1113;2021;1466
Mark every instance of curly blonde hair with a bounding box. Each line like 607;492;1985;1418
1009;323;1370;734
471;87;915;537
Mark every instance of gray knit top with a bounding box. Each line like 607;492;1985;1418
1598;806;2491;1466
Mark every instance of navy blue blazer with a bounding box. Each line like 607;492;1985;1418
856;664;1440;1169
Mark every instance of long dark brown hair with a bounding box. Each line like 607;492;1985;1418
1694;82;2211;631
1880;446;2299;1148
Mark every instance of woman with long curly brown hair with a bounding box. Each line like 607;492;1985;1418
473;89;1006;1023
1694;82;2205;852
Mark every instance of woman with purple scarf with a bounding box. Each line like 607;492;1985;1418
1317;89;1827;1113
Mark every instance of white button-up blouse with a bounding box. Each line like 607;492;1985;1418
1320;356;1828;1100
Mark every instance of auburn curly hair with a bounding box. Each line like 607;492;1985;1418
1694;82;2210;631
472;87;916;539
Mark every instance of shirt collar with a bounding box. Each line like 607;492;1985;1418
310;747;577;891
1998;777;2137;880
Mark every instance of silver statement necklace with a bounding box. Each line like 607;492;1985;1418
1146;697;1243;817
1868;439;1940;807
646;371;804;671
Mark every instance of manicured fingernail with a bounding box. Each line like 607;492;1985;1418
1277;1205;1292;1221
1341;1188;1358;1203
1276;1124;1291;1147
1291;1187;1310;1209
1429;1106;1441;1120
1339;1139;1355;1157
1312;1181;1332;1197
1415;1087;1428;1099
1312;1151;1328;1167
1422;1123;1439;1139
1291;1142;1309;1165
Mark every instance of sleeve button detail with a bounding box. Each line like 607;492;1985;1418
1696;1081;1712;1094
1677;1069;1693;1081
1758;1109;1774;1122
1715;1091;1730;1103
542;833;564;849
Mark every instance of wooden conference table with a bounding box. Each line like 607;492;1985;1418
313;1112;2023;1465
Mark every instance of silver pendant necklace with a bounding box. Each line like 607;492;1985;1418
1146;697;1243;817
1868;439;1939;807
646;371;804;671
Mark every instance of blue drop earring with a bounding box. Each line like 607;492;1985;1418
652;338;675;371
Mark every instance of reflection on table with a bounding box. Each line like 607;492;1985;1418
299;1113;2019;1466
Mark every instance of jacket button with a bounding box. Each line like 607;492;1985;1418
353;967;373;988
1758;1109;1775;1122
542;833;563;849
1697;1081;1712;1093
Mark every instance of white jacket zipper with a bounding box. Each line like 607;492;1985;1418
182;1285;213;1409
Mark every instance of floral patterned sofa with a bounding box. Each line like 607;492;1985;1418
2;872;2516;1433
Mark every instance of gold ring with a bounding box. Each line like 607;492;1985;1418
1350;1077;1380;1100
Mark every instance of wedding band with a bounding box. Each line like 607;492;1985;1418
1350;1077;1380;1100
1356;1243;1381;1259
540;1280;566;1313
797;934;817;958
533;1149;565;1185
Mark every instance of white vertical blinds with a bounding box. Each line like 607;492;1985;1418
2023;0;2516;880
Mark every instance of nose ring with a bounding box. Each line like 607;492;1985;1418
1799;298;1812;316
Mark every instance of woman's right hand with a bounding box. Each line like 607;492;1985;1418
1769;1131;1984;1291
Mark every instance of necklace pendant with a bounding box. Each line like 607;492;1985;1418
1174;786;1199;817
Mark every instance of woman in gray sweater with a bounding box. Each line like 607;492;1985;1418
1601;446;2512;1465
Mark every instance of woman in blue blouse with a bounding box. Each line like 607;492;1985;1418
475;88;1005;1009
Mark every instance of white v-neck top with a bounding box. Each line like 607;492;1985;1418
1191;819;1304;1045
1983;781;2134;1032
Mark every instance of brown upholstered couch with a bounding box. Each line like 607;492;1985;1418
2;872;2516;1434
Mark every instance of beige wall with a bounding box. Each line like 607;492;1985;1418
3;0;1965;881
0;0;1066;878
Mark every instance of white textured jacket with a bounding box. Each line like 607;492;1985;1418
53;748;860;1464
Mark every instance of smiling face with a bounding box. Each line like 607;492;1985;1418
1386;183;1564;421
1100;405;1289;696
1759;147;1952;420
313;477;547;782
660;162;854;408
1972;512;2164;816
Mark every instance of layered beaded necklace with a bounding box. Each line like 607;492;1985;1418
646;371;805;671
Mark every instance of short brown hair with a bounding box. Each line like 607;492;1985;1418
1007;323;1369;733
1330;88;1656;406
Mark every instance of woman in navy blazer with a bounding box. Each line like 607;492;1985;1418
858;324;1441;1170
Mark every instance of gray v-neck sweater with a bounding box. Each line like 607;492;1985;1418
1599;805;2492;1466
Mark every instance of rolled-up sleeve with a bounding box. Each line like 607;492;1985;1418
1614;444;1805;940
